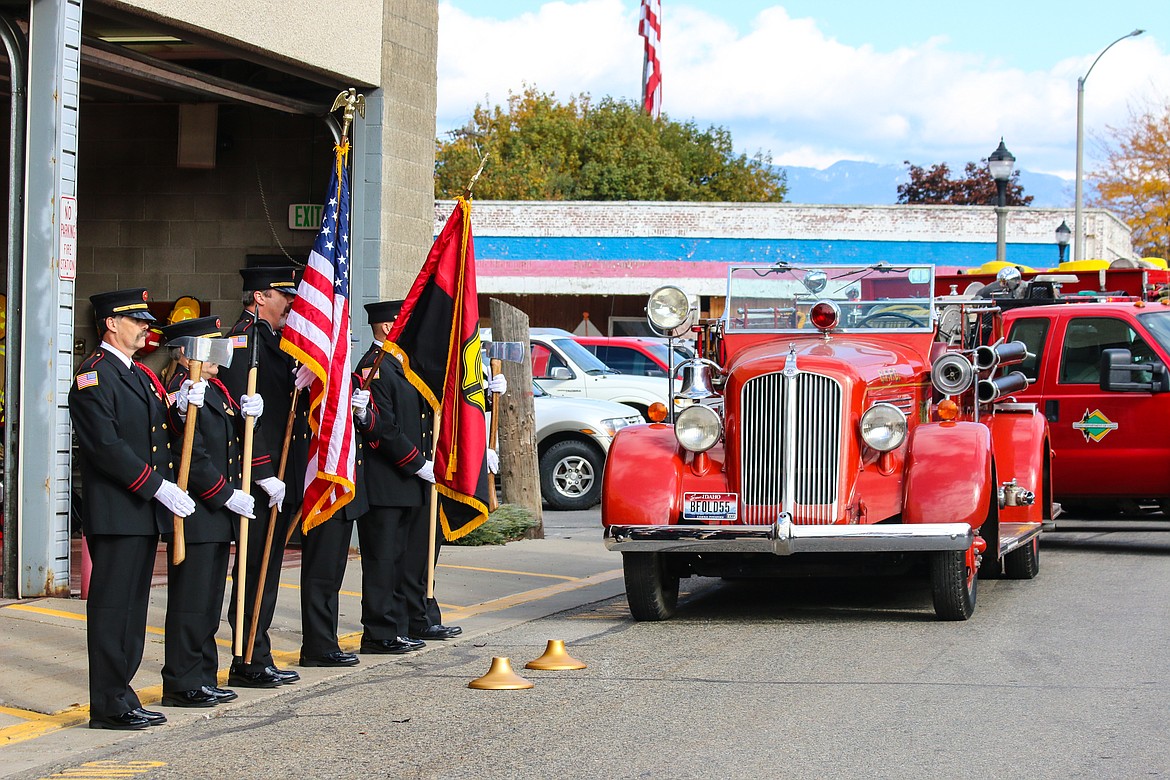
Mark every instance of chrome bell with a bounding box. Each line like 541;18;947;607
675;358;721;400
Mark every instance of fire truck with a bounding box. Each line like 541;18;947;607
602;262;1050;621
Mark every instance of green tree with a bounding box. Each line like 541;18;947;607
1091;100;1170;260
897;160;1032;206
435;86;786;202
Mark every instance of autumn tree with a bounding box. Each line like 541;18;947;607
1091;100;1170;260
897;161;1032;206
435;86;786;202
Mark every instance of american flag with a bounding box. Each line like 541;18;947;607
639;0;662;119
280;143;355;532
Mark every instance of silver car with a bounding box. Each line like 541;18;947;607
532;380;644;510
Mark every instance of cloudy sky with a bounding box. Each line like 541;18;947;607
437;0;1170;179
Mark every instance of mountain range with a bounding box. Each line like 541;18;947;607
781;160;1076;208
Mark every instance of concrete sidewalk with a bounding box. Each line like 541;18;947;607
0;510;623;768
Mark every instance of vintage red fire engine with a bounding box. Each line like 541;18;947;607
602;262;1051;621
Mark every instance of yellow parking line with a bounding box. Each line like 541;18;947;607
3;604;167;638
442;568;623;620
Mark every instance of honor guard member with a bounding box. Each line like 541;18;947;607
297;382;374;668
158;317;262;707
355;300;458;654
218;265;305;688
70;288;195;730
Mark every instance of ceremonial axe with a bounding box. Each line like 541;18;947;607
167;336;235;565
486;340;524;510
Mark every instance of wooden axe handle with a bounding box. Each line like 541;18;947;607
233;364;258;657
171;360;203;566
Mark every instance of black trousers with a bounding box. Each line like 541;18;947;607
299;515;354;657
398;501;446;636
86;533;158;719
228;493;291;669
356;506;413;642
162;540;229;692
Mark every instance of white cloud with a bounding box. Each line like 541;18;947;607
437;2;1170;176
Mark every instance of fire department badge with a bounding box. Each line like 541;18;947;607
1072;408;1118;443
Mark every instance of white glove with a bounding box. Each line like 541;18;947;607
294;364;315;391
487;373;508;395
154;479;195;518
486;448;499;474
351;388;371;423
240;393;264;418
257;476;286;510
416;459;436;484
225;489;256;519
174;379;207;420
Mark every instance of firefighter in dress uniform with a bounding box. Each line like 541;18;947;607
69;288;195;730
158;316;263;707
217;266;305;688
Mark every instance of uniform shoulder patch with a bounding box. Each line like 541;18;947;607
360;366;379;381
76;370;99;390
231;334;248;349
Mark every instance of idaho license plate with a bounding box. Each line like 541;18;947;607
683;492;738;521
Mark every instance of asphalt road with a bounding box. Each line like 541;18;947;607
11;510;1170;780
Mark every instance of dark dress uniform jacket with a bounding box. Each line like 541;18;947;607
69;347;174;535
358;344;431;506
165;369;242;543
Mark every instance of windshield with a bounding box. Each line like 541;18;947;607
532;379;549;398
724;263;935;333
1136;311;1170;356
550;337;616;373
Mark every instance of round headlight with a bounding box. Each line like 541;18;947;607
647;286;691;334
674;404;721;452
859;403;907;452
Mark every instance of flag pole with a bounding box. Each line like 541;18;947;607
427;410;441;599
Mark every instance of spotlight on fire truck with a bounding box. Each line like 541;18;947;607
674;404;722;452
647;285;696;338
976;371;1030;404
809;300;841;331
974;341;1029;372
930;353;976;395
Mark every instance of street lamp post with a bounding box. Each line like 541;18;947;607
1056;220;1071;265
1074;28;1144;263
988;139;1015;264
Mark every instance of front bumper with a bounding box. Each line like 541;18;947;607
604;517;974;555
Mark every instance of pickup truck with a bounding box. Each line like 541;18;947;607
1000;299;1170;512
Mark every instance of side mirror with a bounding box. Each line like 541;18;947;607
1100;348;1167;393
549;366;573;380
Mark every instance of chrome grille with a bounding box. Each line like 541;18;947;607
740;371;843;525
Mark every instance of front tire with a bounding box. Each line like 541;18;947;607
539;440;604;510
930;549;977;621
1003;536;1040;579
623;552;679;621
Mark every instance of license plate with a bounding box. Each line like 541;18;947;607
683;492;738;521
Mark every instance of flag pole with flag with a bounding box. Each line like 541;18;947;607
279;93;364;533
386;195;490;542
639;0;662;119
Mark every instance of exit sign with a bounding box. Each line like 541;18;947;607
288;203;323;230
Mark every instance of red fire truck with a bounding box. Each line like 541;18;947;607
602;263;1050;622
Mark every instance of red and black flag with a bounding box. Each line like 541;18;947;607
387;197;489;540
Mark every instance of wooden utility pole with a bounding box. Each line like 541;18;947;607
489;298;543;537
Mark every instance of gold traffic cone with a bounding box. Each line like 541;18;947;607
525;640;587;671
467;657;534;690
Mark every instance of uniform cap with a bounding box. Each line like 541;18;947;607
90;288;155;322
365;300;404;325
240;266;298;293
159;315;223;344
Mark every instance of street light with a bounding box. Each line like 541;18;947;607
1074;28;1144;263
1055;220;1072;264
988;139;1015;264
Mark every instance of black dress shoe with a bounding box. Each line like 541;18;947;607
267;666;300;684
300;650;360;667
413;624;462;640
132;707;167;725
227;664;283;689
204;686;237;702
161;689;218;708
398;635;427;649
359;638;417;655
89;711;150;730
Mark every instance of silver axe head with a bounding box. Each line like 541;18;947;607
487;341;524;365
170;336;235;369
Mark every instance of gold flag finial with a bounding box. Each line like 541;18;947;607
462;153;489;199
330;88;366;142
